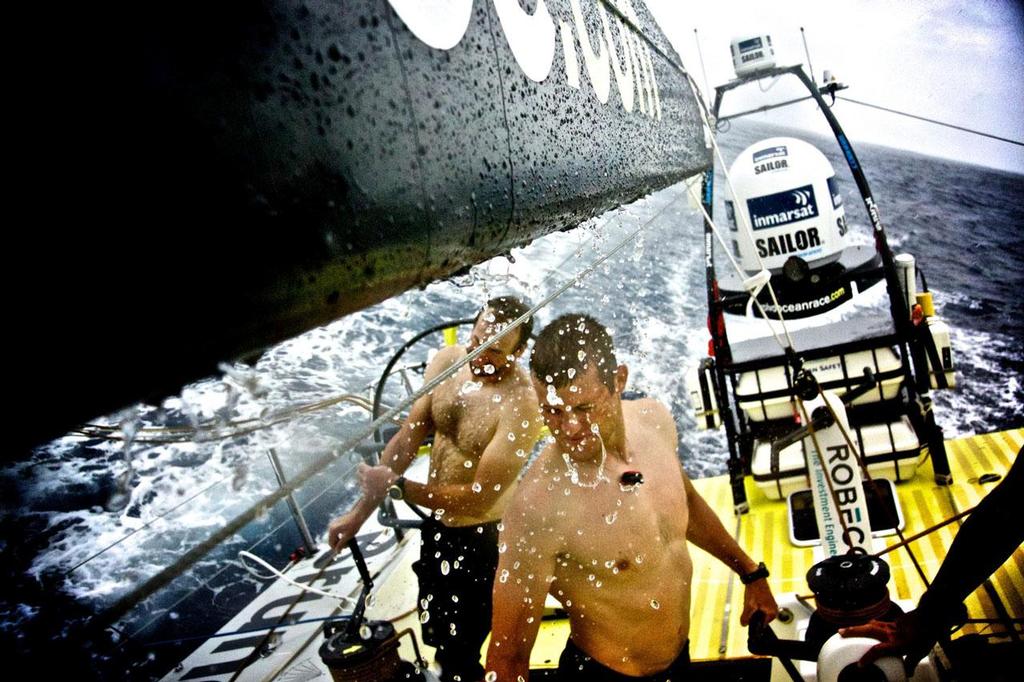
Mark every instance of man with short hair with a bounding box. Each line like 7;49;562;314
328;296;542;682
486;313;778;681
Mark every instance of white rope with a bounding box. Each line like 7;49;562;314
238;551;359;605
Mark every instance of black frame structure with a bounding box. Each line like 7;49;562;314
698;65;951;512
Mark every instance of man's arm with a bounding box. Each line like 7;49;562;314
402;394;542;516
486;467;560;681
327;348;455;550
682;471;778;625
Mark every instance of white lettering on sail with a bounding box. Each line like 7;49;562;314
628;33;647;115
493;0;557;83
637;38;661;119
387;0;473;50
560;20;581;89
599;5;634;112
570;0;611;104
387;0;660;119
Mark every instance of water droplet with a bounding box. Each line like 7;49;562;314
472;482;482;493
588;574;596;582
604;511;618;525
499;542;508;553
485;673;498;682
434;508;446;519
507;432;516;441
499;569;510;583
452;595;459;602
420;611;430;623
464;460;474;468
650;599;660;610
516;448;526;458
577;350;587;361
567;367;576;379
493;483;502;491
441;560;450;575
359;624;372;640
460;380;482;395
492;393;502;402
521;420;530;428
635;554;644;564
484;364;496;375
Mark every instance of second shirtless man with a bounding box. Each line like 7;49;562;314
486;314;778;681
328;296;542;682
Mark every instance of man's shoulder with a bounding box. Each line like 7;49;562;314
424;344;467;379
511;444;559;499
624;396;672;423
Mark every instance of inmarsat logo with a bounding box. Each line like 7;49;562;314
387;0;663;119
747;184;819;230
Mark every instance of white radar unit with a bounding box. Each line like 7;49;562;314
725;137;848;273
730;34;776;77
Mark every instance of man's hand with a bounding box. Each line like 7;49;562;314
840;610;936;676
327;510;363;551
358;462;397;500
740;579;779;627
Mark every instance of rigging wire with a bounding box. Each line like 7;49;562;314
60;395;391;574
74;393;395;444
682;72;799;354
836;96;1024;147
64;473;234;576
91;180;691;633
123;460;361;642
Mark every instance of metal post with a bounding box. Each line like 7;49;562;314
267;448;317;555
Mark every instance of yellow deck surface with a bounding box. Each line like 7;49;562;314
526;428;1023;668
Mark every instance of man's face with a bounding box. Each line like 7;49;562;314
467;308;522;382
532;364;622;461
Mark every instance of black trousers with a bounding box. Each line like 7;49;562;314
413;518;500;682
557;638;691;681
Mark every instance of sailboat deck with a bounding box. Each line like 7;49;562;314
165;429;1022;680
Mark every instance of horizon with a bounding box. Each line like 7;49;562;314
644;0;1024;175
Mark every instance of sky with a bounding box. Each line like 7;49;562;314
643;0;1024;174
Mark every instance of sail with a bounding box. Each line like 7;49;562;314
15;0;709;451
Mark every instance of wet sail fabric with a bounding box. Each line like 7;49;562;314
16;0;710;450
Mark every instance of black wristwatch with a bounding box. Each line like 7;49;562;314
740;562;770;585
387;476;406;501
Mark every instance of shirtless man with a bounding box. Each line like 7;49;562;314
328;296;542;682
486;314;778;681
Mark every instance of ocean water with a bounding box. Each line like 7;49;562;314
2;119;1021;678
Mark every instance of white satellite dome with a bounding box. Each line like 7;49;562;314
725;137;848;273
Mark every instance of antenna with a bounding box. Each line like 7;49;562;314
800;26;815;83
694;28;711;99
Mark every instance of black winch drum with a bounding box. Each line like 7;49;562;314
319;620;403;682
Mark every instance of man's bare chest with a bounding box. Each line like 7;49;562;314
431;374;508;451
